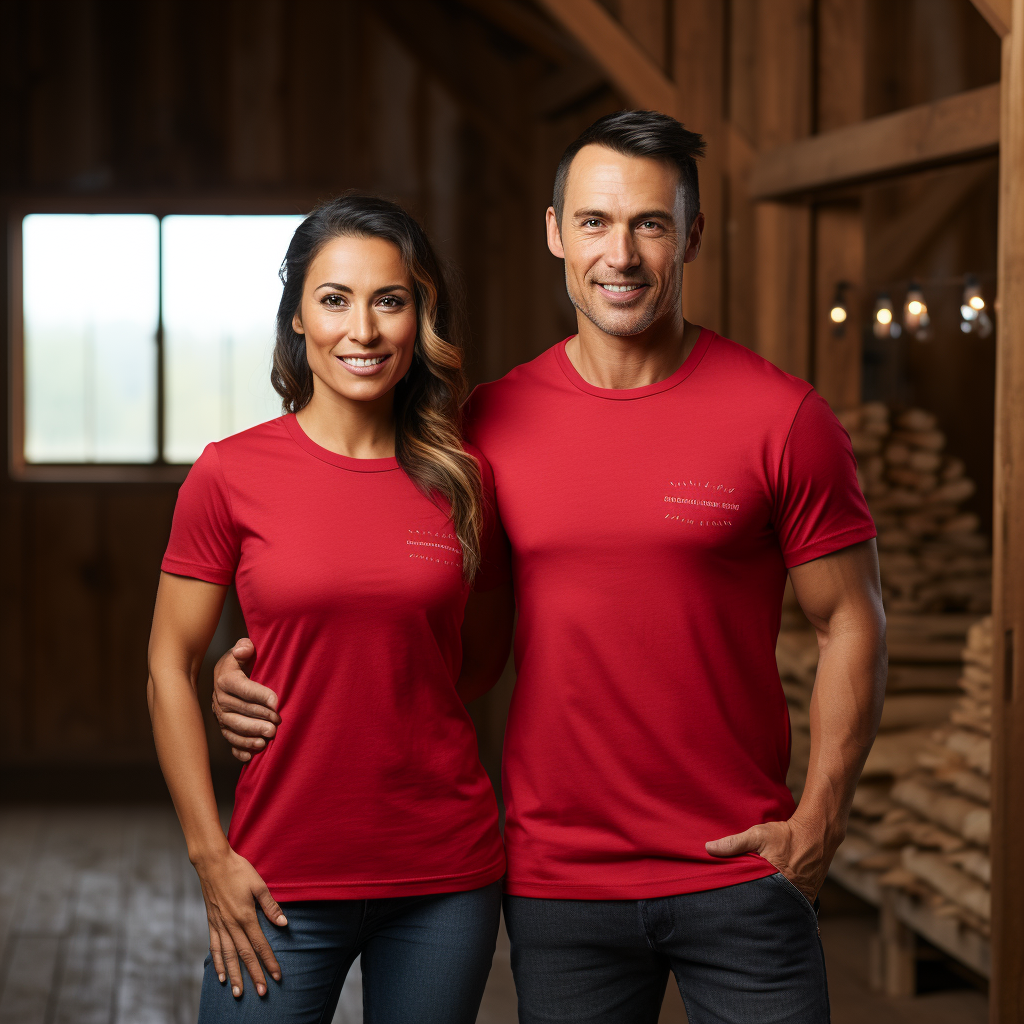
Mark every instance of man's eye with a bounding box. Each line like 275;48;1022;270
640;221;659;229
584;219;601;228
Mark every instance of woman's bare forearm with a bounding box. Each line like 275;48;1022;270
148;573;232;865
149;667;230;864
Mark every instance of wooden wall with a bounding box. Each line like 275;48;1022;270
0;0;1005;798
0;0;618;796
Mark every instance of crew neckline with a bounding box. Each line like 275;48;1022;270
554;327;714;400
283;413;400;472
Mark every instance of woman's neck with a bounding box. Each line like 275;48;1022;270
295;384;397;459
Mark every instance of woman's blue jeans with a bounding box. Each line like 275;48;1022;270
197;882;501;1023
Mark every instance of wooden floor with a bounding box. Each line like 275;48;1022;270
0;806;987;1023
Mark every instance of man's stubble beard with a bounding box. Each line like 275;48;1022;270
564;267;662;338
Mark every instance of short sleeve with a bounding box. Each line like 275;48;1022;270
469;445;512;592
161;443;240;585
773;390;877;568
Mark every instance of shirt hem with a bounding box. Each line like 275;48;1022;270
782;523;878;569
502;857;778;900
263;858;506;902
160;557;234;585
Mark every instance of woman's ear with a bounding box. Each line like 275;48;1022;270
292;311;304;335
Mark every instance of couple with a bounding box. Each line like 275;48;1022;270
149;110;887;1024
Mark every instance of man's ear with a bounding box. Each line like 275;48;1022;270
683;212;705;264
545;207;565;259
292;311;305;335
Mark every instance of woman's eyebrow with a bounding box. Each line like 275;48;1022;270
313;283;413;295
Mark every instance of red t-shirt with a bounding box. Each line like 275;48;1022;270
463;330;876;899
162;413;508;900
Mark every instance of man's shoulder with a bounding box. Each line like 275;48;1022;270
463;342;564;425
703;332;813;404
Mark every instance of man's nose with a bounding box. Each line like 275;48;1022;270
604;226;640;270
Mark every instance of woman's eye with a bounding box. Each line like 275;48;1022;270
378;296;403;308
323;294;345;308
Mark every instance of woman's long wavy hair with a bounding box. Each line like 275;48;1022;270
272;194;482;580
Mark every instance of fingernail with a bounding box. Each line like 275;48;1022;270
218;974;226;983
257;985;266;996
272;972;281;981
241;753;250;761
277;915;288;925
232;986;241;998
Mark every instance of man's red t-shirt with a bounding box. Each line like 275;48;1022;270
162;413;508;900
463;329;877;899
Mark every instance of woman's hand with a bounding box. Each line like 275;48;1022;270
194;845;289;999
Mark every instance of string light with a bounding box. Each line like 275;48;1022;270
903;282;930;341
829;281;850;337
873;293;901;339
960;275;992;338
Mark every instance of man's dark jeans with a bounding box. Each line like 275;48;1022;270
505;872;830;1024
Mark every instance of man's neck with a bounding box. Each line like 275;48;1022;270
565;317;702;390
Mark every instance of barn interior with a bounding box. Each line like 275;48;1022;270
1;0;1022;1021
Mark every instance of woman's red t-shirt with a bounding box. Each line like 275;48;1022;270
161;413;508;900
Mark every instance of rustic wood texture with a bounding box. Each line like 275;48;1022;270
749;84;1000;200
989;2;1024;1019
813;0;866;408
534;0;679;117
753;0;814;379
970;0;1013;36
0;0;617;786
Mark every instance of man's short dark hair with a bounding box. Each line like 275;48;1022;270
552;110;706;231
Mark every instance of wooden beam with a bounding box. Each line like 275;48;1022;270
534;0;679;116
866;160;997;284
990;4;1024;1021
970;0;1012;37
749;84;1000;200
457;0;584;65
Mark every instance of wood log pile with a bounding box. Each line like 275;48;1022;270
777;403;993;944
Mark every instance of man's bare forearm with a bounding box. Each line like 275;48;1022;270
795;606;887;849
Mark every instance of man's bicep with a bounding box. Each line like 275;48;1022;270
788;539;883;633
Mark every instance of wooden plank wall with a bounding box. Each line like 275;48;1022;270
0;0;618;794
0;0;1008;798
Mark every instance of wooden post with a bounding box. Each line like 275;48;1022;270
674;0;726;335
990;2;1024;1021
752;0;813;378
813;0;866;410
876;889;918;997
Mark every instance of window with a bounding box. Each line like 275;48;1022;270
14;211;304;476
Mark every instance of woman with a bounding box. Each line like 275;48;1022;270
148;195;513;1022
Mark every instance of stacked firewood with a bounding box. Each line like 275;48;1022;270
778;404;993;942
842;403;990;616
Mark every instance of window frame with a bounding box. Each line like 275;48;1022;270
8;193;317;482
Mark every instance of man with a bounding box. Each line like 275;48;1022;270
212;111;886;1023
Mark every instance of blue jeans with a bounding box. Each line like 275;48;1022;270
504;873;829;1024
197;882;501;1023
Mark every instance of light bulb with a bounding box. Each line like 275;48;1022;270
903;284;930;340
962;275;985;321
907;299;923;315
873;293;897;339
829;281;851;338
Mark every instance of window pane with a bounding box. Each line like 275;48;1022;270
23;214;159;462
162;215;302;463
